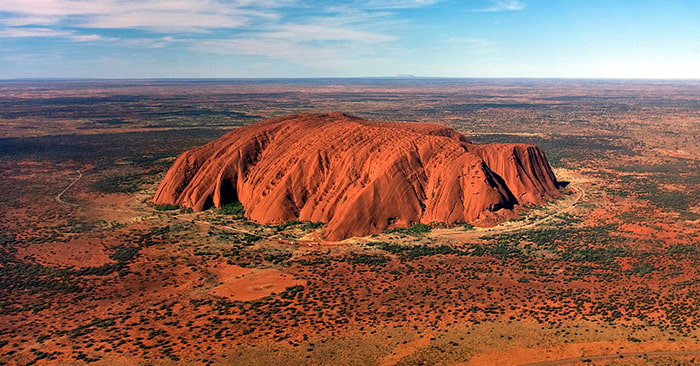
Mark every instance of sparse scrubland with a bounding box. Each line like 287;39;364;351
0;79;698;365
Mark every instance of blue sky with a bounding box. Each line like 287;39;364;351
0;0;698;78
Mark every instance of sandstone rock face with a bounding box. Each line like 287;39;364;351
153;113;561;240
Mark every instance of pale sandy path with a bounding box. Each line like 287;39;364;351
54;170;82;206
496;183;585;234
428;168;589;240
429;183;584;240
517;349;700;366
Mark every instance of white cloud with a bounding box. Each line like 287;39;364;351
3;52;63;64
71;34;118;42
194;38;348;69
0;0;285;16
0;27;71;38
0;0;422;70
0;26;118;42
187;2;400;68
122;36;178;48
342;0;441;10
0;0;283;32
83;11;248;32
194;32;393;70
474;0;526;12
1;15;60;26
0;0;115;17
0;0;429;45
260;23;395;43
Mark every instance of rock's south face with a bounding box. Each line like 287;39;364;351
153;113;561;240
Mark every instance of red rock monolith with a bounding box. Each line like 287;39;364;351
153;113;561;240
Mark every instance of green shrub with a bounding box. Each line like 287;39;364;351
155;204;179;211
218;202;245;216
109;245;140;263
345;254;390;265
279;285;304;299
389;223;432;236
367;242;461;259
410;223;431;233
91;174;148;194
300;221;324;230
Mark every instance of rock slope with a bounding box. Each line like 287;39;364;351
153;113;561;240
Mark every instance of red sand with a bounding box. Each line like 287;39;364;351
208;263;304;301
16;237;113;268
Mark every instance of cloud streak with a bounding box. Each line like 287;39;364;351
0;0;442;34
194;36;394;71
260;23;395;43
474;0;526;12
0;27;71;38
0;0;442;73
340;0;442;10
0;0;284;32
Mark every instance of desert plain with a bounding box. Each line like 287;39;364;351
0;78;699;365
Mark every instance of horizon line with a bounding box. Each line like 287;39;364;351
2;76;700;82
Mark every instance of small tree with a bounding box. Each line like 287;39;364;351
218;201;245;216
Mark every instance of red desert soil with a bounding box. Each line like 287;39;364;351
15;237;113;268
153;112;561;240
460;340;700;366
208;263;305;301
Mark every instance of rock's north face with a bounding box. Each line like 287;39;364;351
153;113;561;240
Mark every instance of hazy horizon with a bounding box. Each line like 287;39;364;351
3;76;700;82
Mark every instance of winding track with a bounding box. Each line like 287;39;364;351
493;183;586;234
429;181;586;240
516;349;700;366
55;170;160;225
55;170;83;206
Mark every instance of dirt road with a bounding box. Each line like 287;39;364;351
55;170;82;206
517;349;700;366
